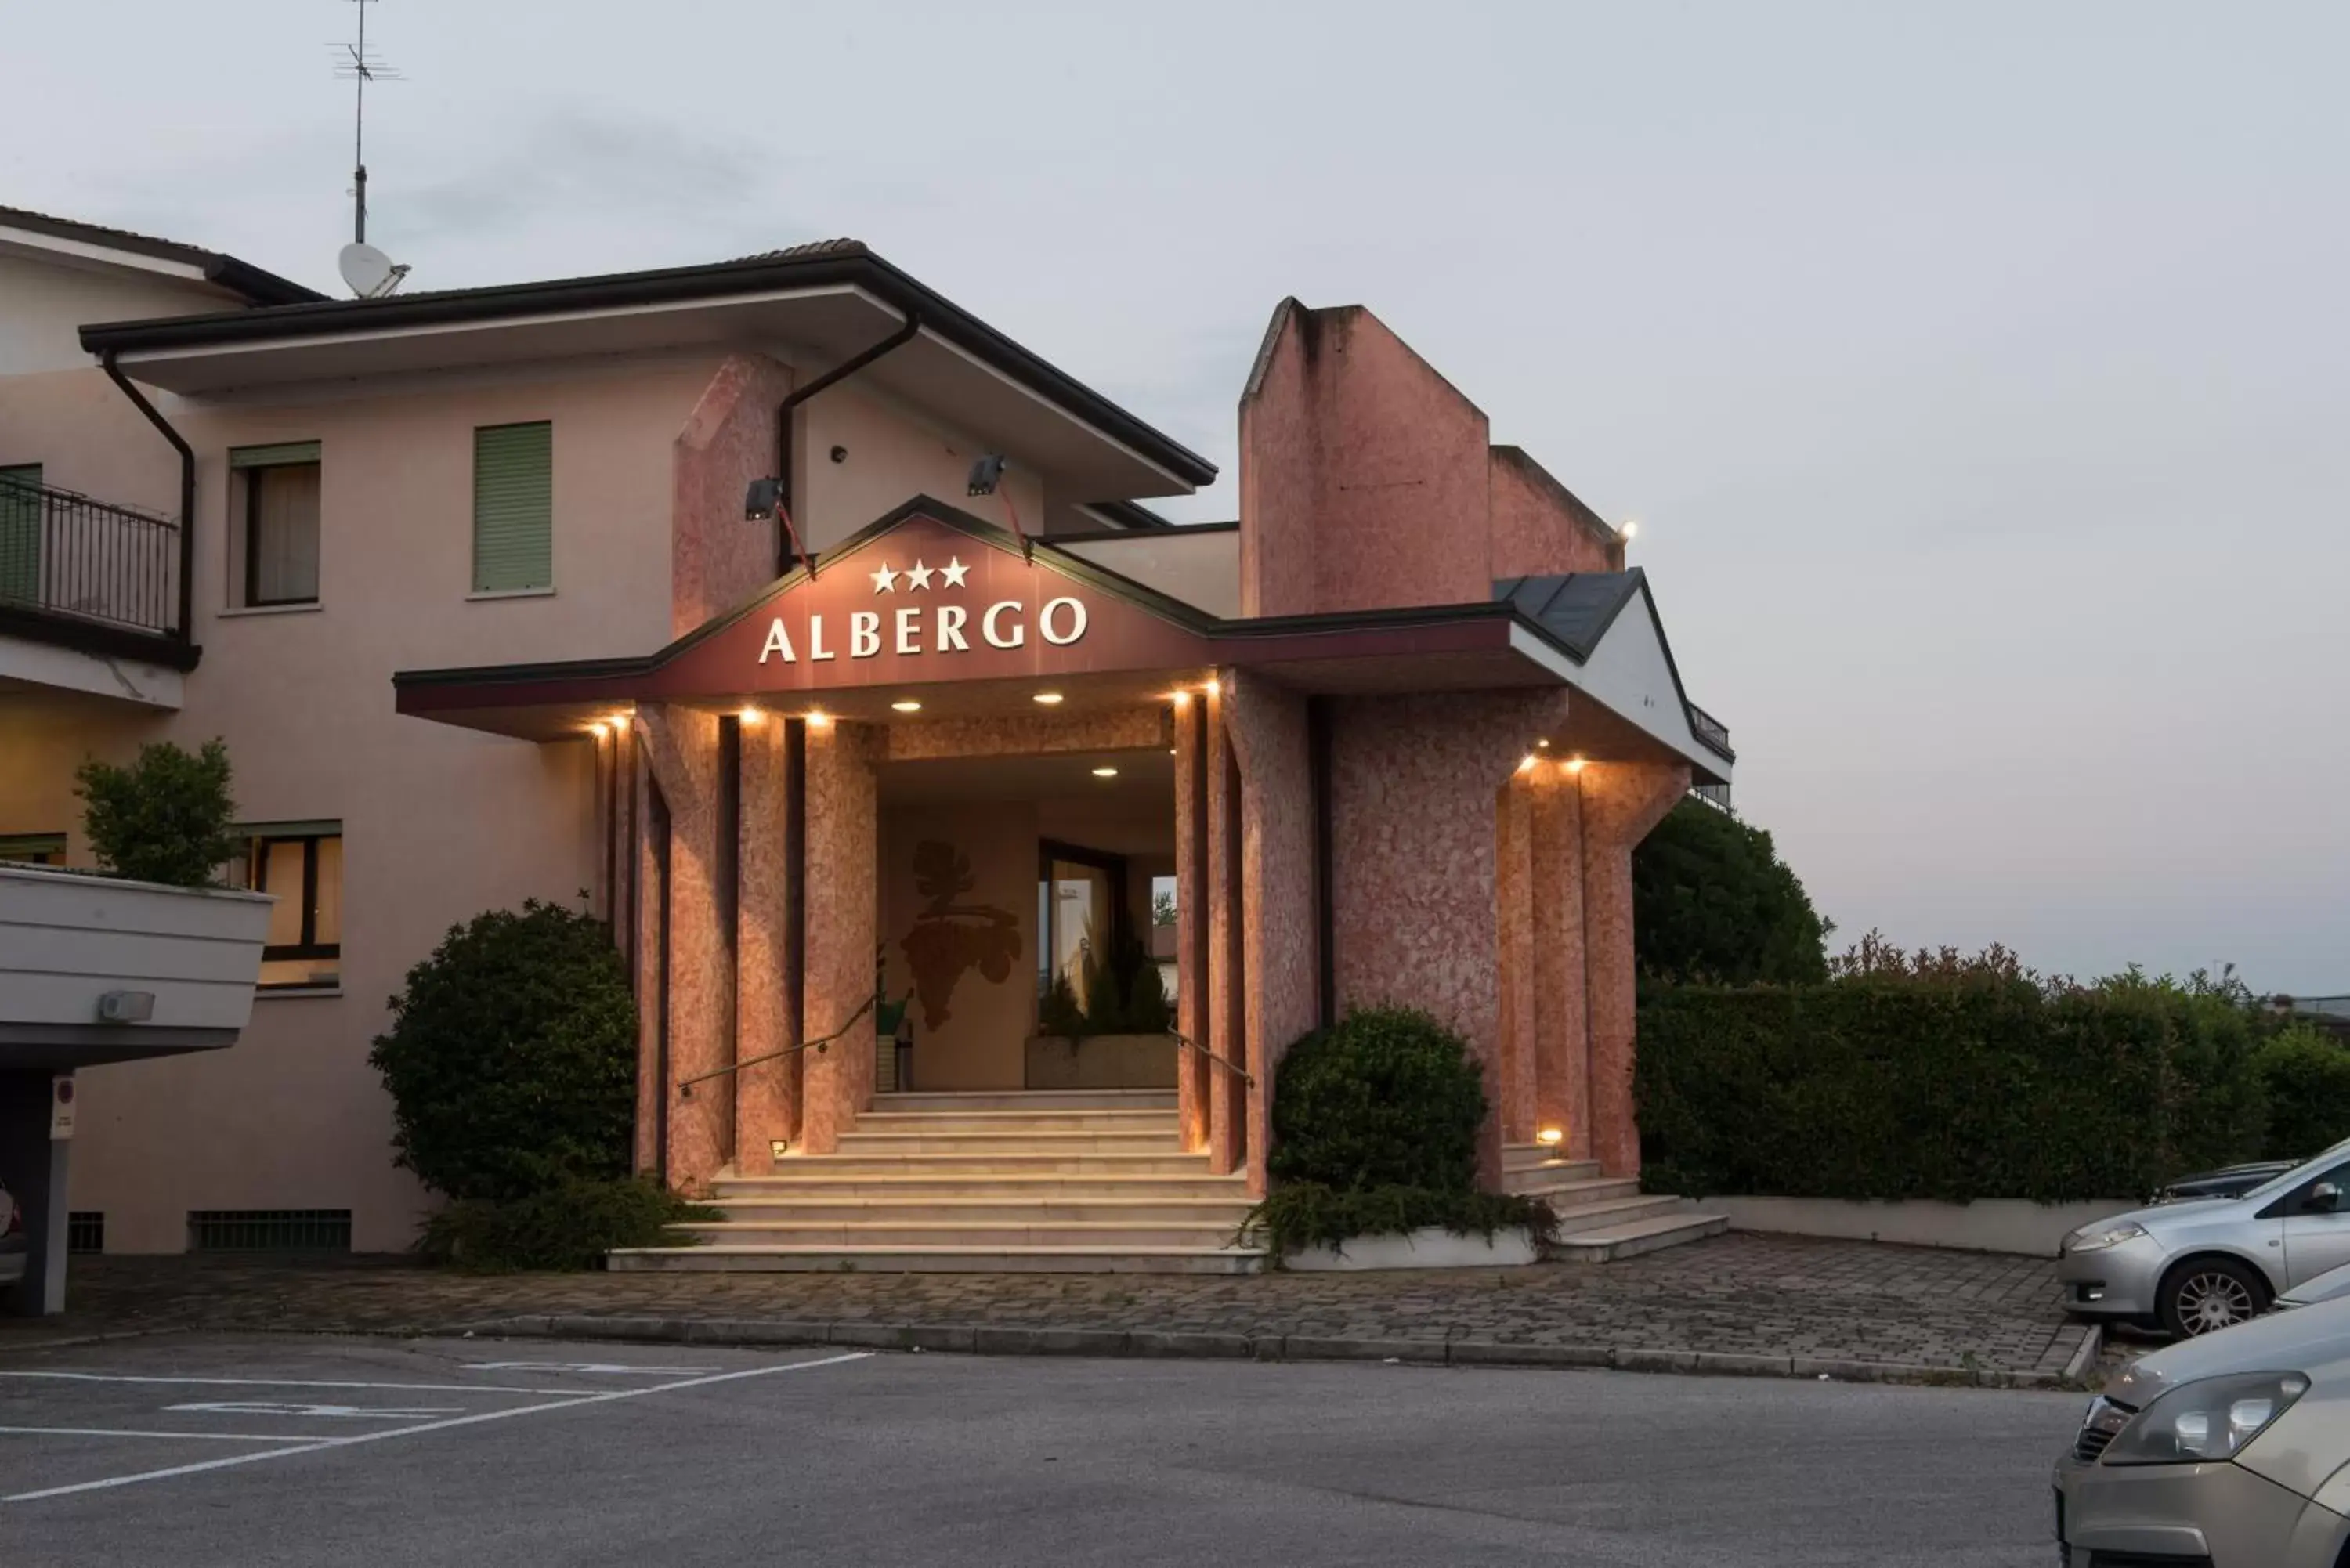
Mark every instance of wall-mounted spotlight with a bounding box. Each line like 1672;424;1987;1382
744;476;815;577
967;453;1031;558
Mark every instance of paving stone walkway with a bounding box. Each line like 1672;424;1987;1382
0;1234;2095;1387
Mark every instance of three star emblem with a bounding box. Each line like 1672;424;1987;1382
870;556;969;594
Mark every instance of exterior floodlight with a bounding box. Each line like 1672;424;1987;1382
967;454;1007;497
744;476;783;520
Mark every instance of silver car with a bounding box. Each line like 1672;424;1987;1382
2054;1293;2350;1564
2059;1145;2350;1336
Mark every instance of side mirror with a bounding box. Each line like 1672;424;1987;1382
2308;1182;2341;1214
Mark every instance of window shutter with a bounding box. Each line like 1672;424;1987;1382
0;464;42;604
472;422;552;592
230;441;322;469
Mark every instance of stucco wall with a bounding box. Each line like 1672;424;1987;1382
881;800;1039;1091
0;254;244;376
797;383;1046;552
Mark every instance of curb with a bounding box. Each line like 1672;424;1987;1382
2059;1324;2104;1387
450;1313;2081;1389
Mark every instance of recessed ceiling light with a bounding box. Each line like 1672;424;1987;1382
1033;692;1064;706
891;699;922;713
739;706;764;724
1091;766;1119;779
805;710;831;728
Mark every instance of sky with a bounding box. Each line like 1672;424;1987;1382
8;2;2347;991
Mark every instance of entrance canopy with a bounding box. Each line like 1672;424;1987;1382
393;498;1731;784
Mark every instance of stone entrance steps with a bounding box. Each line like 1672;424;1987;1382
1501;1143;1729;1263
611;1090;1264;1275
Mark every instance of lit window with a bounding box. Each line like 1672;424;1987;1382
226;823;342;990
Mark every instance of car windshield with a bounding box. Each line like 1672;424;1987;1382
2242;1137;2350;1204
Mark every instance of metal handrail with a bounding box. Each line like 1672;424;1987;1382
1167;1028;1253;1087
678;994;875;1097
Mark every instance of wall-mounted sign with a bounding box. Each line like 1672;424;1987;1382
50;1074;75;1141
757;554;1090;665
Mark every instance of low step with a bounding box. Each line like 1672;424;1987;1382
712;1174;1250;1201
873;1090;1176;1114
1510;1175;1641;1205
674;1220;1246;1248
710;1197;1253;1225
1502;1158;1602;1190
1503;1143;1589;1172
1549;1211;1728;1263
833;1130;1184;1156
850;1109;1179;1134
1540;1193;1689;1229
748;1152;1213;1177
609;1243;1266;1275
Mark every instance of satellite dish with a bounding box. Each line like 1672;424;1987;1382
338;241;396;298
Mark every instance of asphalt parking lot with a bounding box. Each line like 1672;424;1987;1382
0;1333;2084;1566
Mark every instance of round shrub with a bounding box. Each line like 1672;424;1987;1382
369;900;638;1204
1267;1006;1488;1194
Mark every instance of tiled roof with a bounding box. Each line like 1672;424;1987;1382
728;238;868;263
0;204;323;305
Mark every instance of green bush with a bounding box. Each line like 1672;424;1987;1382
74;738;240;887
1636;952;2272;1205
1635;798;1829;984
419;1177;715;1272
1242;1183;1557;1255
369;900;638;1205
1267;1006;1488;1193
2254;1028;2350;1162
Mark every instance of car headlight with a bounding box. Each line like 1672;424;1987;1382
2102;1372;2310;1465
2065;1221;2148;1253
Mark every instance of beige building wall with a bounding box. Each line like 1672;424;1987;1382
797;383;1047;551
880;801;1039;1092
0;352;723;1252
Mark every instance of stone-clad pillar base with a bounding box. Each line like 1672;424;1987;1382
1580;761;1689;1178
1530;766;1588;1157
736;714;798;1173
799;720;878;1157
1204;681;1246;1177
638;704;732;1192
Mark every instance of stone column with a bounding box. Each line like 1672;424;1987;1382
1529;764;1588;1157
735;713;798;1173
1172;692;1211;1153
1204;679;1246;1177
638;703;732;1191
1494;772;1538;1147
799;718;879;1156
1580;761;1690;1178
1224;669;1318;1198
1327;690;1571;1190
631;733;662;1176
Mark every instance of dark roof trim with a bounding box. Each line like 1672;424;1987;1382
0;205;322;307
1047;520;1239;546
79;246;1215;485
1075;499;1174;531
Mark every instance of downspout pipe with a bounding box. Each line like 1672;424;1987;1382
770;312;923;575
100;351;197;646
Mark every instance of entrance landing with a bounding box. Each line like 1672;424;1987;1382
611;1091;1267;1274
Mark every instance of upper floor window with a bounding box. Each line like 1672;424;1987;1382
472;421;552;594
224;822;342;992
230;442;322;607
0;464;42;605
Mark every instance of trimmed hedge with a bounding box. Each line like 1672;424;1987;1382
420;1177;716;1273
1637;976;2272;1204
2253;1028;2350;1163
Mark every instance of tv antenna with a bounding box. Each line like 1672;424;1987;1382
331;0;410;296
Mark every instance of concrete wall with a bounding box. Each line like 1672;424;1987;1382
0;253;244;376
1714;1195;2138;1259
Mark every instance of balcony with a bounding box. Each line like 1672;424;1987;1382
0;475;193;703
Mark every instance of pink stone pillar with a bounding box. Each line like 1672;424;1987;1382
1172;692;1211;1153
1495;774;1537;1147
1204;681;1246;1177
1224;670;1317;1198
1530;765;1588;1157
638;704;732;1192
1327;691;1571;1190
799;719;878;1157
735;714;798;1173
1580;761;1690;1178
631;733;660;1176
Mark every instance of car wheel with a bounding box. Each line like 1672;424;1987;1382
2157;1256;2270;1338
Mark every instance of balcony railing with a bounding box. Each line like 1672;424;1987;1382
0;476;183;641
1685;701;1733;761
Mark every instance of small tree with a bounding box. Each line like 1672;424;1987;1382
1634;797;1830;985
369;900;638;1204
74;738;240;887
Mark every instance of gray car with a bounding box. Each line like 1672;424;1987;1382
2055;1293;2350;1563
2059;1145;2350;1336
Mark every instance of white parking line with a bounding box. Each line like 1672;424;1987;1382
2;1351;873;1505
0;1428;326;1444
167;1402;465;1420
0;1372;563;1396
461;1362;714;1375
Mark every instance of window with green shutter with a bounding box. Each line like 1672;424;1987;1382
472;422;552;593
0;463;42;605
